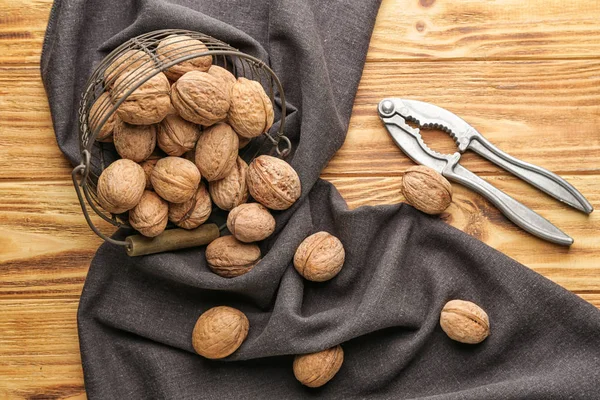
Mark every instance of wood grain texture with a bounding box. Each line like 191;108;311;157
1;0;599;398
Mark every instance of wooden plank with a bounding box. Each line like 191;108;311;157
2;0;600;66
0;0;53;65
369;0;600;61
323;59;600;178
0;299;86;400
0;176;598;298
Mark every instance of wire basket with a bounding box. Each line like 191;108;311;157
71;29;291;251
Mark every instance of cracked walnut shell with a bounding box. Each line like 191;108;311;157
195;122;238;182
156;35;212;81
293;345;344;388
111;70;172;125
247;155;301;211
129;191;169;237
294;232;345;282
228;77;274;138
192;306;249;359
113;119;157;162
150;157;201;204
401;166;453;215
205;235;261;278
171;71;230;126
227;203;275;243
440;300;490;344
97;159;146;215
169;182;212;230
209;157;249;211
157;114;201;156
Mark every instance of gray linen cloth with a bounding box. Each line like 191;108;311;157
41;0;600;398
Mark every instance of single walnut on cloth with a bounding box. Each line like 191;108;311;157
228;77;274;138
156;34;212;81
205;235;261;278
209;157;249;211
192;306;249;360
129;190;169;237
294;232;345;282
171;71;230;126
227;203;275;243
194;122;238;181
89;92;116;142
111;70;172;125
247;155;301;210
440;300;490;344
401;166;453;215
113;119;157;162
157;114;201;156
169;182;212;230
293;345;344;388
97;159;146;215
150;157;201;203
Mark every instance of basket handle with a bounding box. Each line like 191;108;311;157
71;150;129;247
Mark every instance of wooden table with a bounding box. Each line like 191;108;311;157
1;0;598;397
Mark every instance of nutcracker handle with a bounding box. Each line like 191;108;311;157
125;224;220;256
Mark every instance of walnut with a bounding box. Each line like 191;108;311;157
293;346;344;388
103;49;154;86
246;155;301;210
194;122;238;181
139;150;164;190
169;182;212;230
97;159;146;214
205;235;261;278
150;157;201;203
294;232;345;282
192;306;249;359
129;190;169;237
228;77;274;138
113;119;157;162
401;166;453;215
111;70;172;125
157;114;201;156
237;135;251;149
90;92;116;142
156;35;212;81
209;157;249;211
171;71;230;126
440;300;490;344
227;203;275;243
207;65;236;91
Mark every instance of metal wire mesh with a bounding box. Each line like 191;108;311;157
73;29;290;245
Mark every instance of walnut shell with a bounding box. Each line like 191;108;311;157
294;232;345;282
401;166;453;215
192;306;249;360
209;157;249;211
237;135;251;149
227;203;275;243
129;191;169;237
440;300;490;344
293;345;344;388
194;122;238;181
151;157;201;203
228;77;274;138
207;65;236;91
171;71;230;126
140;159;159;190
205;236;261;278
103;49;154;86
90;92;116;141
97;159;146;214
247;155;301;210
113;119;157;162
156;35;212;81
157;114;201;156
112;70;172;125
169;182;212;230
